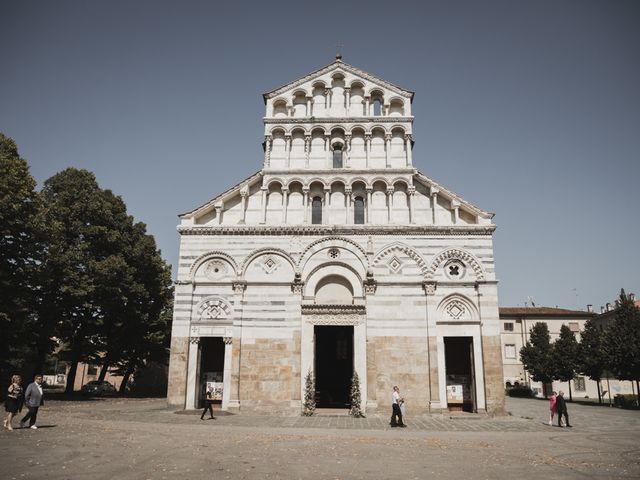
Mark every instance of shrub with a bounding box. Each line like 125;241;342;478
613;394;640;409
506;386;535;398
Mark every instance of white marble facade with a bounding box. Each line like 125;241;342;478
167;57;506;415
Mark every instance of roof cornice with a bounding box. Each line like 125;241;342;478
263;60;415;102
177;224;496;236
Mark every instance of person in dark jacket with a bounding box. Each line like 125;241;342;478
200;387;216;420
20;375;44;429
556;390;571;427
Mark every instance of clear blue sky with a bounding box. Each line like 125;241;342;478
2;0;638;309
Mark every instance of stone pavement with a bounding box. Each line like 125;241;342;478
1;396;639;479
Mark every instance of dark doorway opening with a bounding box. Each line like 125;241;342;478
444;336;476;413
198;337;225;409
315;326;353;408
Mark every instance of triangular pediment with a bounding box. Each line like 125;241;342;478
263;59;414;102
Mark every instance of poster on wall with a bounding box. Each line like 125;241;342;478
201;372;223;400
447;385;464;404
206;381;223;400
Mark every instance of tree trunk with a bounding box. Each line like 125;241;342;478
568;381;572;402
98;357;110;382
119;365;135;394
597;380;602;404
636;380;640;407
65;359;79;394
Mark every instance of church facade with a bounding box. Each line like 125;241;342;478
167;58;505;415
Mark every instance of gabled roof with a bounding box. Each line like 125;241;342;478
414;171;494;219
179;171;262;218
263;58;415;102
499;307;596;318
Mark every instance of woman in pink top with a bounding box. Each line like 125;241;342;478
549;391;558;426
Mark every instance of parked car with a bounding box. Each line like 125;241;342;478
81;380;116;396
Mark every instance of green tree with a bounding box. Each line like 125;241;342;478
0;133;47;386
349;371;364;417
603;289;640;405
39;168;134;393
553;324;579;401
520;322;555;397
302;370;316;416
577;318;606;404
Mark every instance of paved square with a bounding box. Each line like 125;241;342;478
2;396;639;479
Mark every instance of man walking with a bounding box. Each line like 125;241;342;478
20;375;44;429
556;390;572;428
389;386;406;428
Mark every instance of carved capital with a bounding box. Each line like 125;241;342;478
189;337;200;345
344;186;352;195
232;281;247;293
365;187;373;194
408;186;416;195
223;337;233;345
423;281;437;296
386;187;395;196
364;134;372;141
384;133;392;141
404;134;413;142
291;282;304;294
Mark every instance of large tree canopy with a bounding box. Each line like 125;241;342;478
520;322;555;396
604;290;640;393
0;133;45;386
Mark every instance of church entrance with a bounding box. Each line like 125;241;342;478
314;326;353;408
444;337;477;413
197;337;225;409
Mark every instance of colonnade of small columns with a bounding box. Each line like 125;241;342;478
272;90;405;118
212;183;467;226
263;130;413;169
253;182;418;225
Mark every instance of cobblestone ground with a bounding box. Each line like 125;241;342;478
1;396;639;479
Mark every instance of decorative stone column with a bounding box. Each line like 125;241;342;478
323;187;330;224
285;134;292;168
304;134;311;168
222;336;233;410
281;186;289;224
306;96;312;116
228;280;246;411
185;336;200;409
386;187;394;223
344;86;351;116
364;133;371;168
345;186;352;224
384;133;392;167
260;186;268;224
214;202;223;225
324;88;332;110
344;133;351;168
302;187;309;224
264;135;272;168
407;185;416;224
451;199;460;224
422;281;440;411
430;188;439;225
239;185;249;224
365;96;370;116
325;134;332;168
365;187;373;224
404;134;413;166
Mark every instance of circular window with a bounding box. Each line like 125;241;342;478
444;260;466;280
327;248;340;259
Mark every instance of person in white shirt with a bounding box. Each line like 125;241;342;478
390;386;406;427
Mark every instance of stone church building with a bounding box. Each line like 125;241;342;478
167;57;505;415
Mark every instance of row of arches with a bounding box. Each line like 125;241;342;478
268;73;409;118
265;126;412;169
189;241;485;284
266;124;410;137
264;178;414;191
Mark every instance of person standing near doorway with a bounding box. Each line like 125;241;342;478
390;386;406;428
556;390;571;428
20;375;44;429
200;387;216;420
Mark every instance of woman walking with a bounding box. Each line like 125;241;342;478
548;391;558;426
4;375;23;431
